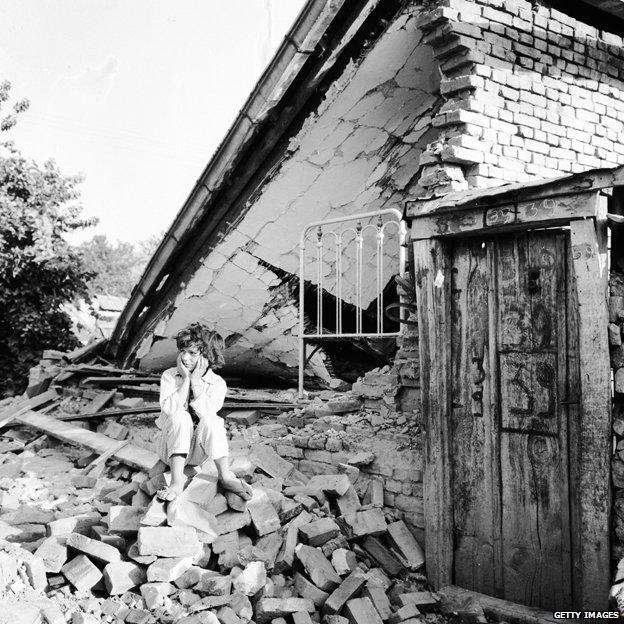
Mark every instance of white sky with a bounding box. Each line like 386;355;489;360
1;0;306;243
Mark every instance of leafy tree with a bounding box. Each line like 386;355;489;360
0;81;95;396
78;232;162;298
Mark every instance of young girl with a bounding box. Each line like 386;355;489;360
154;323;252;502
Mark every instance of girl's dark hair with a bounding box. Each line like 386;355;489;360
176;323;225;369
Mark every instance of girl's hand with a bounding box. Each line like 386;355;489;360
192;354;208;383
177;354;191;379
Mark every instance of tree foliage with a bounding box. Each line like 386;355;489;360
78;233;161;298
0;81;94;396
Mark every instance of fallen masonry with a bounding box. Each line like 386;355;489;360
0;352;562;623
0;410;443;624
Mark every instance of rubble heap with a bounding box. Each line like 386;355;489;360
0;422;438;624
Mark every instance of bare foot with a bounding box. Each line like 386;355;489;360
220;474;252;500
156;481;184;502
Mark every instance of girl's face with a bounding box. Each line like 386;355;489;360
179;343;201;371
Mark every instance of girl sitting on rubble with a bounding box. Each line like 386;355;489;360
153;322;253;502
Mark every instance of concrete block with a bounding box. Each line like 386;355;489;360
363;583;393;620
307;475;350;497
141;582;175;609
47;512;102;536
343;508;387;538
197;573;231;596
255;598;315;624
295;544;341;592
137;526;200;557
331;548;357;576
174;565;203;589
35;537;68;573
247;489;281;536
140;497;167;527
146;557;194;582
225;492;247;512
107;505;145;534
387;520;425;570
62;555;102;592
66;533;121;564
20;550;47;591
103;561;147;595
362;537;405;577
167;499;219;542
344;597;384;624
323;571;367;615
216;510;251;535
299;518;340;547
225;410;260;426
273;511;312;574
294;572;329;607
335;486;361;516
97;421;129;440
232;560;266;596
181;471;219;508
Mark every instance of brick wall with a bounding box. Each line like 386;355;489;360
414;0;624;195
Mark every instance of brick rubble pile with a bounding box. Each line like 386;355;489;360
0;427;443;624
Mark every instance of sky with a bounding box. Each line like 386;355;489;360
1;0;306;244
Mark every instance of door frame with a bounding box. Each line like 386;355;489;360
410;189;611;609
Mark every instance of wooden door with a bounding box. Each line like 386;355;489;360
450;230;575;609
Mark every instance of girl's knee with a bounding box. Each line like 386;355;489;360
168;409;194;435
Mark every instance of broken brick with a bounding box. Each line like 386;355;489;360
137;526;200;558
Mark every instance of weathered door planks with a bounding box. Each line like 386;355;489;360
416;202;611;610
569;218;611;609
496;233;572;609
414;238;453;590
450;241;500;595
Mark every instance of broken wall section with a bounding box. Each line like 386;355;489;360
413;0;624;196
136;1;441;383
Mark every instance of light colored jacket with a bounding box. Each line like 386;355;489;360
156;366;227;428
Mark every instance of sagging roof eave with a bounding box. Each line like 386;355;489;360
107;0;361;360
405;164;624;219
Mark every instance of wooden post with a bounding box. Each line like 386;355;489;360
413;238;453;589
569;218;611;610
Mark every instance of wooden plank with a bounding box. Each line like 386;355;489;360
450;240;497;594
411;193;599;240
498;232;572;609
565;236;582;608
0;389;59;429
406;167;624;218
413;238;453;589
56;401;301;422
63;338;108;363
81;376;161;387
84;440;131;477
438;585;557;624
14;410;159;471
569;218;611;610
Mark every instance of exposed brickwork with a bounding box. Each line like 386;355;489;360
414;0;624;195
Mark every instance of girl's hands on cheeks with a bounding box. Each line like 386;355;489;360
192;354;208;383
177;354;191;379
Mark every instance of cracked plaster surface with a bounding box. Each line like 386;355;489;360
139;3;441;377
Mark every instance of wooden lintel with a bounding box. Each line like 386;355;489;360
569;218;611;610
411;192;601;239
406;165;624;218
413;238;453;589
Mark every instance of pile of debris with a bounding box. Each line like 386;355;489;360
0;402;436;624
